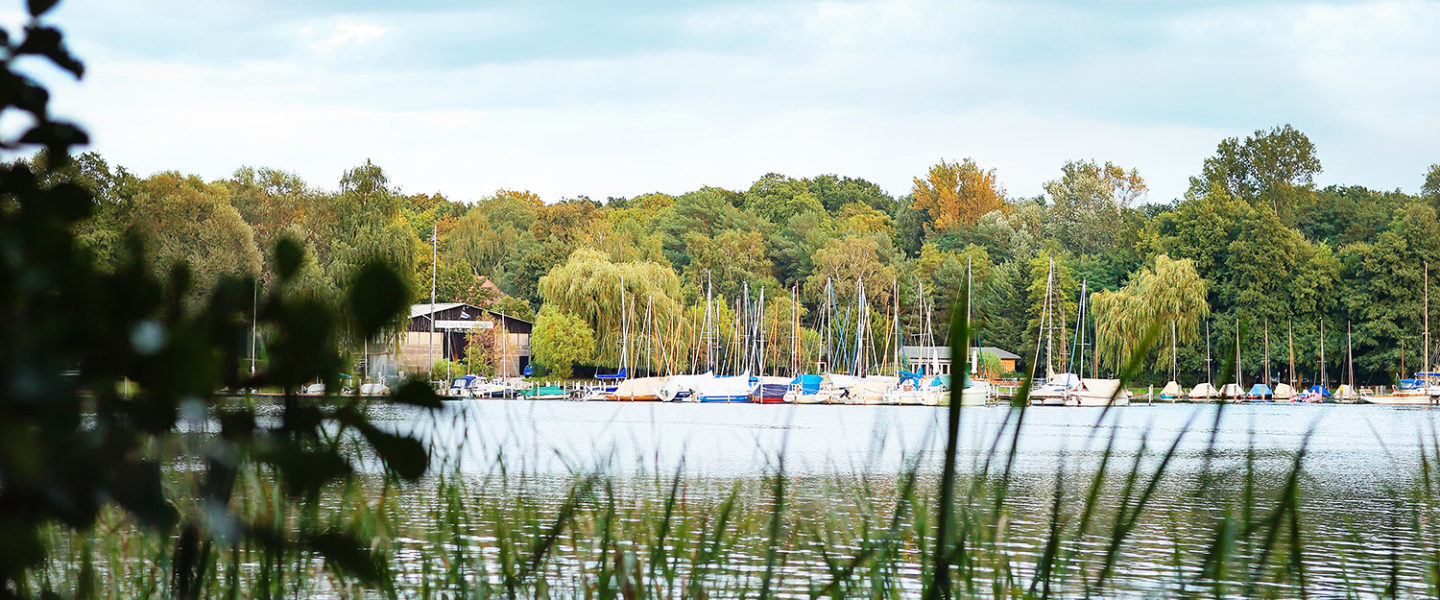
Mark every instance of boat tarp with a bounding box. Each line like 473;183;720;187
1272;383;1296;399
523;385;566;397
612;377;662;399
1047;373;1081;388
1160;381;1182;397
1334;384;1359;399
1247;383;1273;397
1218;383;1245;397
695;374;756;398
1189;382;1218;398
1306;384;1332;397
595;368;628;380
931;374;952;389
855;376;899;401
898;369;924;381
1079;378;1123;399
789;374;824;393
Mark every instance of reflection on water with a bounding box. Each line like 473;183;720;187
367;401;1440;597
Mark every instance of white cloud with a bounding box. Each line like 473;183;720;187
307;21;388;52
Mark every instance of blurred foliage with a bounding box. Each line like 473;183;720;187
0;5;438;597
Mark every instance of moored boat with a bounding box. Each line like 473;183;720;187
1064;378;1130;407
1188;382;1218;400
610;376;664;401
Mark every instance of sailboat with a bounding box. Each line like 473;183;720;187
1245;321;1274;401
1217;319;1245;400
1065;280;1130;407
1367;262;1436;405
1160;321;1184;400
1333;322;1360;402
1030;259;1080;405
785;277;847;404
1272;321;1297;401
1189;322;1218;400
959;258;993;406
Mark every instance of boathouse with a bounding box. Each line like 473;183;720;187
399;303;533;377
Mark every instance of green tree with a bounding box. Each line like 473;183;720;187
1044;160;1145;256
227;166;314;283
323;160;419;305
803;233;900;312
532;306;595;378
809;174;896;213
130;172;263;304
683;229;779;301
1422;164;1440;208
743;173;823;224
1188;123;1321;218
1293;185;1412;247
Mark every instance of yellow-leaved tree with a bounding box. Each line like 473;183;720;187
910;158;1007;233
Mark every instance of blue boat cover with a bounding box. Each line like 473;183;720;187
596;368;628;380
1247;383;1272;396
1306;384;1331;397
789;374;823;393
523;364;533;376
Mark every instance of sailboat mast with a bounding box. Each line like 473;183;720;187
1235;318;1242;390
855;277;867;376
704;273;714;372
1348;321;1354;389
1320;319;1327;389
757;286;766;376
1205;322;1212;385
428;223;437;379
967;258;978;378
1288;320;1295;388
1045;258;1055;379
1077;279;1088;379
1171;320;1178;383
619;273;628;376
893;279;901;378
1264;320;1271;387
792;284;799;377
1427;261;1432;399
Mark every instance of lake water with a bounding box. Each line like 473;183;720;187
372;401;1440;597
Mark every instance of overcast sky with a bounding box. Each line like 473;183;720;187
14;0;1440;203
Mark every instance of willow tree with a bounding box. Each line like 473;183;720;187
537;247;683;366
1091;254;1210;373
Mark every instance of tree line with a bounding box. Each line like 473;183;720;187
30;125;1440;385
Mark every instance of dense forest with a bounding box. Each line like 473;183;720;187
29;125;1440;385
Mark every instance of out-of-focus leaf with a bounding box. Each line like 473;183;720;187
275;237;304;281
355;422;428;481
27;0;59;17
390;379;440;409
346;261;407;340
108;460;178;529
15;26;84;78
305;530;381;584
264;448;352;496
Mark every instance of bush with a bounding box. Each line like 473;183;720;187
531;306;594;379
